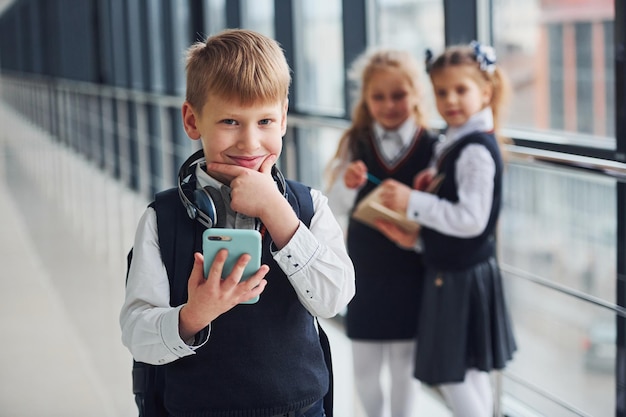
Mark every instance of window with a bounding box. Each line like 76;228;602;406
500;161;617;417
293;0;344;115
367;0;445;121
240;0;274;38
202;0;226;36
368;0;444;55
493;0;615;147
146;0;166;93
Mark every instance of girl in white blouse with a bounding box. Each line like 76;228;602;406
376;42;517;417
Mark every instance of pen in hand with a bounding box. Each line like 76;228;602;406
367;172;382;185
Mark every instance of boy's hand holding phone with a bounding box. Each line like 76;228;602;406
202;229;263;305
179;247;269;341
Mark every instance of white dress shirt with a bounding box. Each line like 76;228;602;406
120;166;355;365
407;107;497;238
372;119;418;165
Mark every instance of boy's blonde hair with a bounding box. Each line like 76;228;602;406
325;49;427;187
185;29;291;112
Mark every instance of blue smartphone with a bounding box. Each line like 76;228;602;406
202;228;262;304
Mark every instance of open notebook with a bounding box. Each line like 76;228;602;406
352;174;444;233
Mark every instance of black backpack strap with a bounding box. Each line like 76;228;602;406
285;179;314;228
286;180;334;417
153;188;180;290
154;187;202;306
317;321;334;417
130;188;201;417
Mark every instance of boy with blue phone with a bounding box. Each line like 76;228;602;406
120;29;355;417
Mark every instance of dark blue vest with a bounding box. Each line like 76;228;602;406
159;182;328;417
346;129;436;340
420;132;503;271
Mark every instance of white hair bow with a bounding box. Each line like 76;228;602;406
470;41;496;74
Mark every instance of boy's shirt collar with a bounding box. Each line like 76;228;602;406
193;163;257;230
195;163;227;191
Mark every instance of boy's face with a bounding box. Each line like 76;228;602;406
182;95;287;184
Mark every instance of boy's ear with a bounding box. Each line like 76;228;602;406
182;101;201;140
280;99;289;136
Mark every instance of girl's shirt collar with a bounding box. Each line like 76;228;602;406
444;107;494;143
373;118;418;146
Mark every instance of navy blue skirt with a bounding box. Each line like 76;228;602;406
414;257;517;385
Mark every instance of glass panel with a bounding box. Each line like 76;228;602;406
147;104;163;196
604;21;615;137
493;0;615;148
169;0;191;96
502;277;616;417
293;0;344;115
293;126;344;191
202;0;226;36
127;1;147;91
146;0;166;93
367;0;445;120
368;0;444;55
241;0;274;38
499;158;617;416
500;160;616;302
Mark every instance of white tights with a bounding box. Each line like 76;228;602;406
439;369;493;417
351;340;420;417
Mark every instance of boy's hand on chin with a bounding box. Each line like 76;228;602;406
207;155;282;218
208;155;298;250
